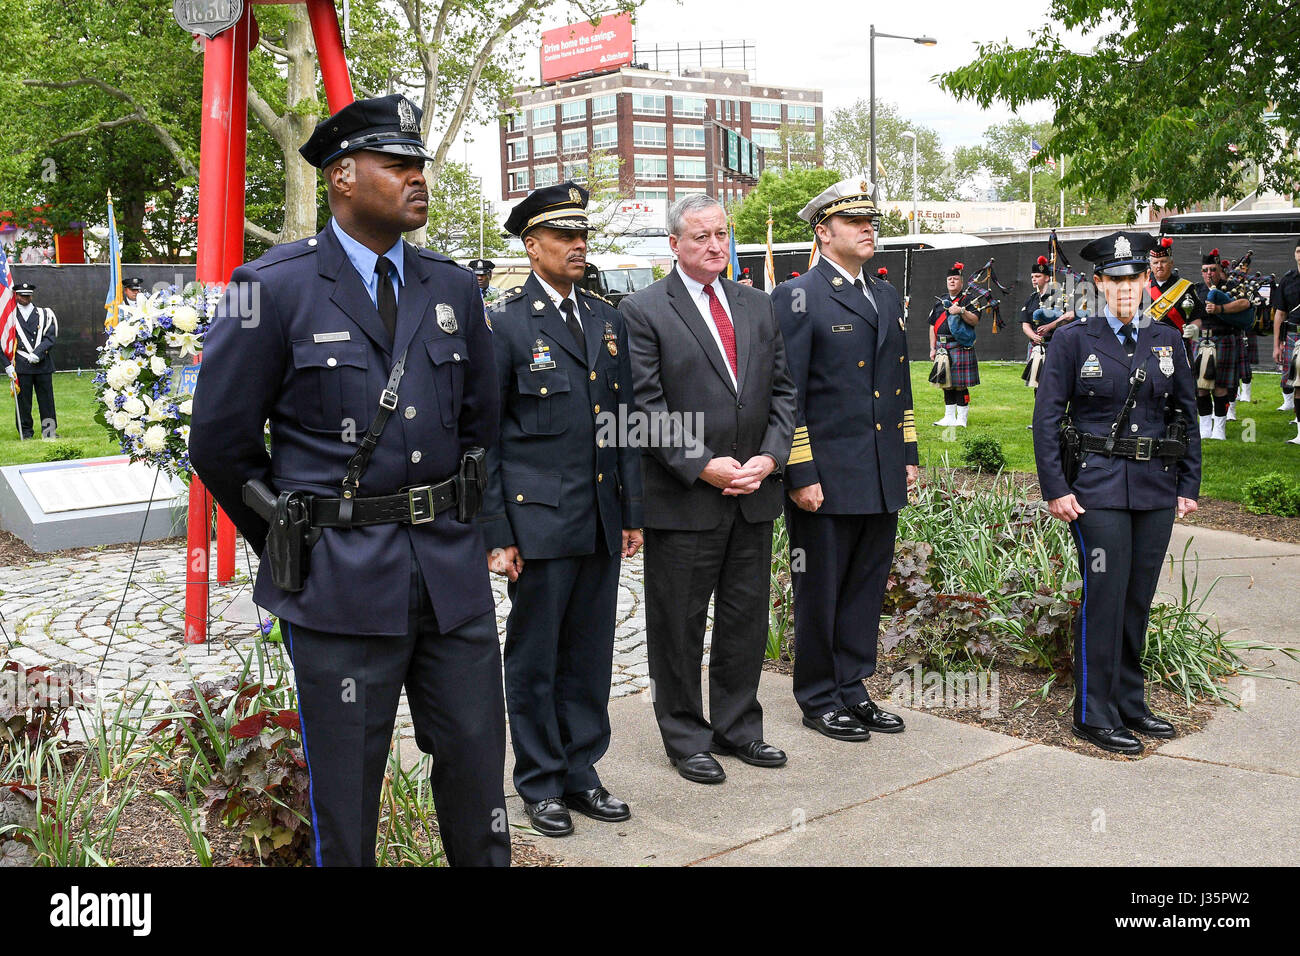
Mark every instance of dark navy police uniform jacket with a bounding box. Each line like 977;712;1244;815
1033;314;1200;510
773;258;919;515
478;273;643;558
190;222;500;635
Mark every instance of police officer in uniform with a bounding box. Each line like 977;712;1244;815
928;262;979;427
1194;249;1252;440
1033;231;1200;755
772;178;916;741
479;183;644;837
1271;239;1300;441
467;259;499;305
119;276;145;320
1145;237;1203;363
190;94;509;866
9;282;59;439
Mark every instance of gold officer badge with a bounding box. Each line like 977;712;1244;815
831;276;844;287
569;187;581;204
604;321;617;357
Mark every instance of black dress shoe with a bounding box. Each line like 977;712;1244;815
714;739;788;767
802;708;871;741
673;752;726;784
1072;723;1143;755
848;698;906;733
524;798;574;837
564;786;630;822
1123;714;1176;739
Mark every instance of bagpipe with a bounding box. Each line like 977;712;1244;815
1204;248;1265;331
1033;232;1091;331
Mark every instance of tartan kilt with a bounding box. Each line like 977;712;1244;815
1281;330;1300;383
1244;331;1260;366
1209;331;1241;389
940;341;980;389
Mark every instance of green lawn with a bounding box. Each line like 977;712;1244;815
2;365;1294;505
911;362;1299;504
0;372;121;465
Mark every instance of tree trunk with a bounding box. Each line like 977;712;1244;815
280;7;321;243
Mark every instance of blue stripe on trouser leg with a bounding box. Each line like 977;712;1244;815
284;621;324;868
1070;521;1089;725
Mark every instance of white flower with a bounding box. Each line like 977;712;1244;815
143;425;168;453
122;397;146;418
105;359;141;390
176;425;191;445
102;388;119;409
150;356;168;376
177;398;193;416
142;394;170;422
110;320;141;349
110;410;132;431
145;343;158;357
124;421;144;438
171;305;199;332
173;332;200;358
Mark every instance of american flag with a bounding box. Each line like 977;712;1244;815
1;243;19;396
1030;139;1057;170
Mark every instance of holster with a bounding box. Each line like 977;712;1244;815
242;479;320;593
1058;418;1081;485
456;447;487;523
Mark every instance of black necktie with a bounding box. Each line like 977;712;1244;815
374;256;397;342
560;298;584;354
1120;324;1136;356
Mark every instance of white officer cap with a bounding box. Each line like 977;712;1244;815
799;176;880;227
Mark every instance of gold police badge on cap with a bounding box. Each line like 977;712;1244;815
569;187;582;204
436;303;458;334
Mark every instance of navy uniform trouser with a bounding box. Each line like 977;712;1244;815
504;547;621;803
644;510;772;760
283;554;510;867
15;373;56;438
785;505;899;717
1069;507;1175;729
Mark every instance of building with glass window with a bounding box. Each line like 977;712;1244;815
498;66;823;203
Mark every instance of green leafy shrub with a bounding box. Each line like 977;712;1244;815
1241;472;1300;517
0;660;91;757
40;442;84;462
961;436;1007;473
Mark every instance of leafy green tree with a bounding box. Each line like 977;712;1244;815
824;99;955;201
937;0;1300;211
764;123;821;171
731;167;842;244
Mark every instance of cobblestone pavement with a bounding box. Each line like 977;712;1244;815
0;541;660;735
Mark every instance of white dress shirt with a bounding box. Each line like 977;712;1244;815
675;265;737;388
822;256;877;311
534;274;583;333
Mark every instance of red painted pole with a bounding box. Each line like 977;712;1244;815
306;0;355;111
187;27;237;643
215;10;252;586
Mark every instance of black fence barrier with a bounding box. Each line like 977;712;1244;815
9;263;197;371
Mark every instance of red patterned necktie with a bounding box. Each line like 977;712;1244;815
702;284;738;377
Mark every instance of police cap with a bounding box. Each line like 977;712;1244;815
504;182;590;237
300;94;434;169
1080;231;1155;277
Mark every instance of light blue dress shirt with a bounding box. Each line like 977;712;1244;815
1104;309;1138;348
330;218;404;307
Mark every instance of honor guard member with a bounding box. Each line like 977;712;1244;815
478;183;644;837
1194;249;1252;440
772;178;916;742
1145;236;1203;362
1271;239;1300;441
1033;231;1200;755
928;262;980;427
468;259;500;305
120;276;145;320
190;94;510;867
9;281;59;439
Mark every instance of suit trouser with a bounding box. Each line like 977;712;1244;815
1069;507;1175;729
785;506;899;717
504;548;620;803
644;508;772;760
283;557;509;867
15;373;56;438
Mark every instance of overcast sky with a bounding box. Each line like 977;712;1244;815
457;0;1069;199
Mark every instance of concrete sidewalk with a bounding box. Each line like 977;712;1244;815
490;524;1300;866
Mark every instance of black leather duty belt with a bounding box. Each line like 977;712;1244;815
310;477;458;528
1078;434;1186;461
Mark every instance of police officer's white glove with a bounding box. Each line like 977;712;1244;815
4;364;15;380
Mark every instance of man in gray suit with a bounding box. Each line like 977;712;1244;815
621;194;798;784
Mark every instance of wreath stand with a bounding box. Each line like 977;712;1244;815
184;0;354;644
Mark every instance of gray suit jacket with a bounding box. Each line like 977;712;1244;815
621;269;797;531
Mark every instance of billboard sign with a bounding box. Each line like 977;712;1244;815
540;12;634;84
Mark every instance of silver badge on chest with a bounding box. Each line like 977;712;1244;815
436;303;458;334
1152;345;1175;377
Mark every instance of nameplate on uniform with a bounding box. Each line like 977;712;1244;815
529;361;557;371
313;331;351;343
1152;345;1174;376
831;324;854;333
1081;353;1103;378
531;340;554;370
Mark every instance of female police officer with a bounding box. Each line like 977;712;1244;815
1032;231;1201;755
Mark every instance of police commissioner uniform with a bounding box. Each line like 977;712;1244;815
190;94;510;867
1032;231;1201;755
772;180;913;740
478;184;644;834
9;282;59;439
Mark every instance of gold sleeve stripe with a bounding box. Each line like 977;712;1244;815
788;444;814;465
793;425;810;438
903;426;918;444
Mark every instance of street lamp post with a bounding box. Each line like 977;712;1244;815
901;130;918;234
869;25;937;202
471;174;484;259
